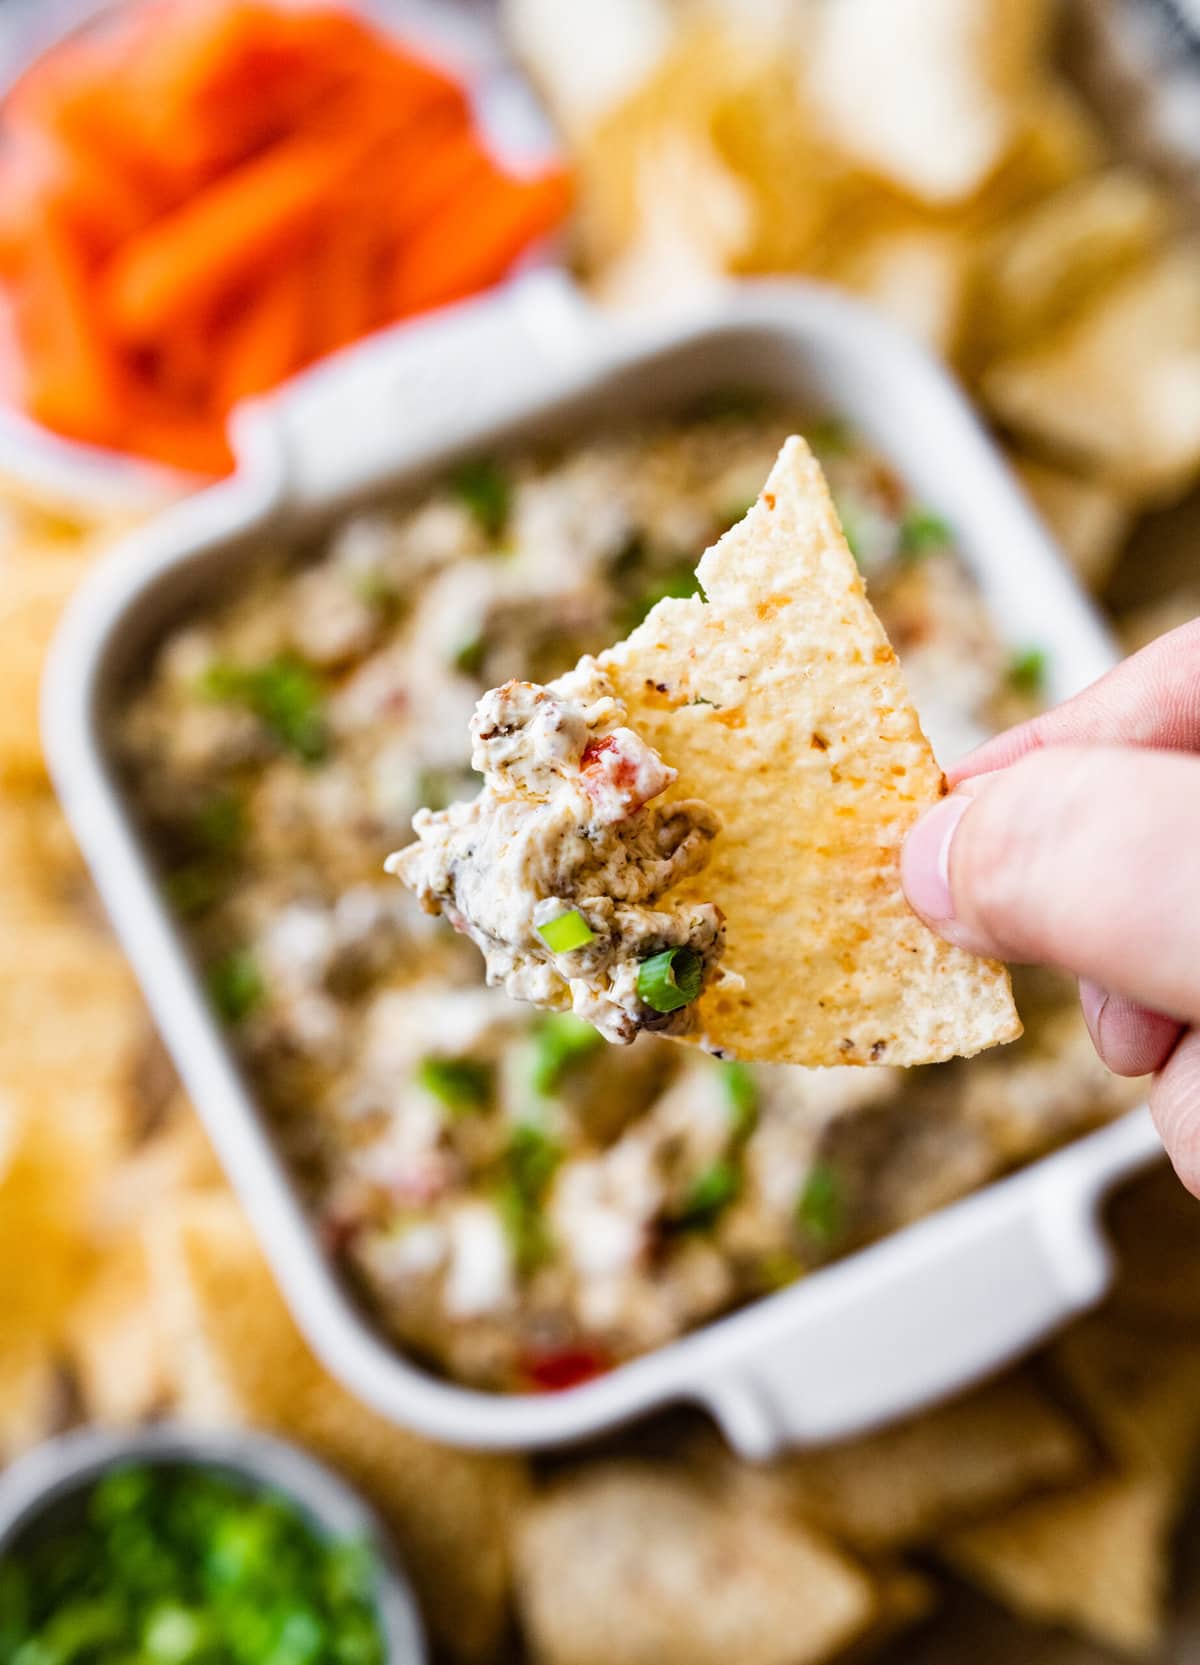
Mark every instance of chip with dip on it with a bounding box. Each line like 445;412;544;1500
392;436;1020;1067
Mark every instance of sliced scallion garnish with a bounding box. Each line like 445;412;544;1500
676;1159;739;1228
636;946;703;1013
796;1162;843;1245
530;1012;603;1095
898;506;951;560
1007;646;1047;695
416;1055;494;1113
537;911;596;953
721;1062;759;1142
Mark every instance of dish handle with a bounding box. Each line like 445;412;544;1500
233;271;610;516
690;1124;1156;1460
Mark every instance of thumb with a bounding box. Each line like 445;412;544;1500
901;745;1200;1028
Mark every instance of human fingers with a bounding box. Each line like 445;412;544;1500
1150;1029;1200;1200
1077;977;1182;1078
902;745;1200;1025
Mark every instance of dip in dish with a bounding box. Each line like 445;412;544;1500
117;400;1141;1393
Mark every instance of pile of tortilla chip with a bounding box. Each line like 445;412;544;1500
505;0;1200;599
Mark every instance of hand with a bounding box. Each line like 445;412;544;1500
902;619;1200;1195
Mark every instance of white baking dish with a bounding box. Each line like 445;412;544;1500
42;271;1161;1457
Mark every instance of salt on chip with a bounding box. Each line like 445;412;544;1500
601;437;1019;1066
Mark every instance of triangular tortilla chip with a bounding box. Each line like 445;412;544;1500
601;436;1019;1065
940;1471;1171;1654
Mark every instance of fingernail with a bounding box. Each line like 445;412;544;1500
902;791;972;925
1078;977;1109;1048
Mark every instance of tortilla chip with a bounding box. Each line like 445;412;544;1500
1106;1165;1200;1331
602;438;1020;1066
841;1568;937;1662
514;1461;878;1665
1050;1314;1200;1489
94;1097;223;1234
982;244;1200;503
808;0;1049;205
0;544;92;783
501;0;675;139
941;1471;1172;1654
146;1193;528;1665
0;789;91;920
65;1230;169;1424
830;224;975;360
705;1369;1089;1551
0;1338;62;1463
981;168;1171;356
1011;453;1130;589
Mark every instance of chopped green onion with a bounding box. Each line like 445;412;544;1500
1007;646;1048;695
452;636;485;677
193;791;244;854
720;497;757;532
758;1249;806;1290
692;388;767;423
451;457;510;539
832;492;863;565
537;911;596;953
165;862;225;917
350;566;395;608
206;949;263;1025
0;1464;385;1663
898;506;952;560
721;1062;759;1142
203;655;328;764
676;1159;740;1228
416;1055;494;1113
628;564;702;629
808;417;852;455
796;1162;844;1245
506;1121;562;1200
497;1123;562;1273
530;1013;603;1095
636;946;703;1013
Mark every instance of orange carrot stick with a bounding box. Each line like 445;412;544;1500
120;408;234;475
100;118;383;341
306;214;377;359
215;261;309;409
389;168;571;317
15;199;124;442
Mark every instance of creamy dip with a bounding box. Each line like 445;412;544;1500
390;661;724;1043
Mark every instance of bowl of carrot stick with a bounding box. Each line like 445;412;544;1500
0;0;570;495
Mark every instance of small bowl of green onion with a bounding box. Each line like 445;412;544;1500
0;1424;426;1664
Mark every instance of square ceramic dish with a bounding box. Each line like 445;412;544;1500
43;271;1161;1457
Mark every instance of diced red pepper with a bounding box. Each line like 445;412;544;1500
521;1346;611;1393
